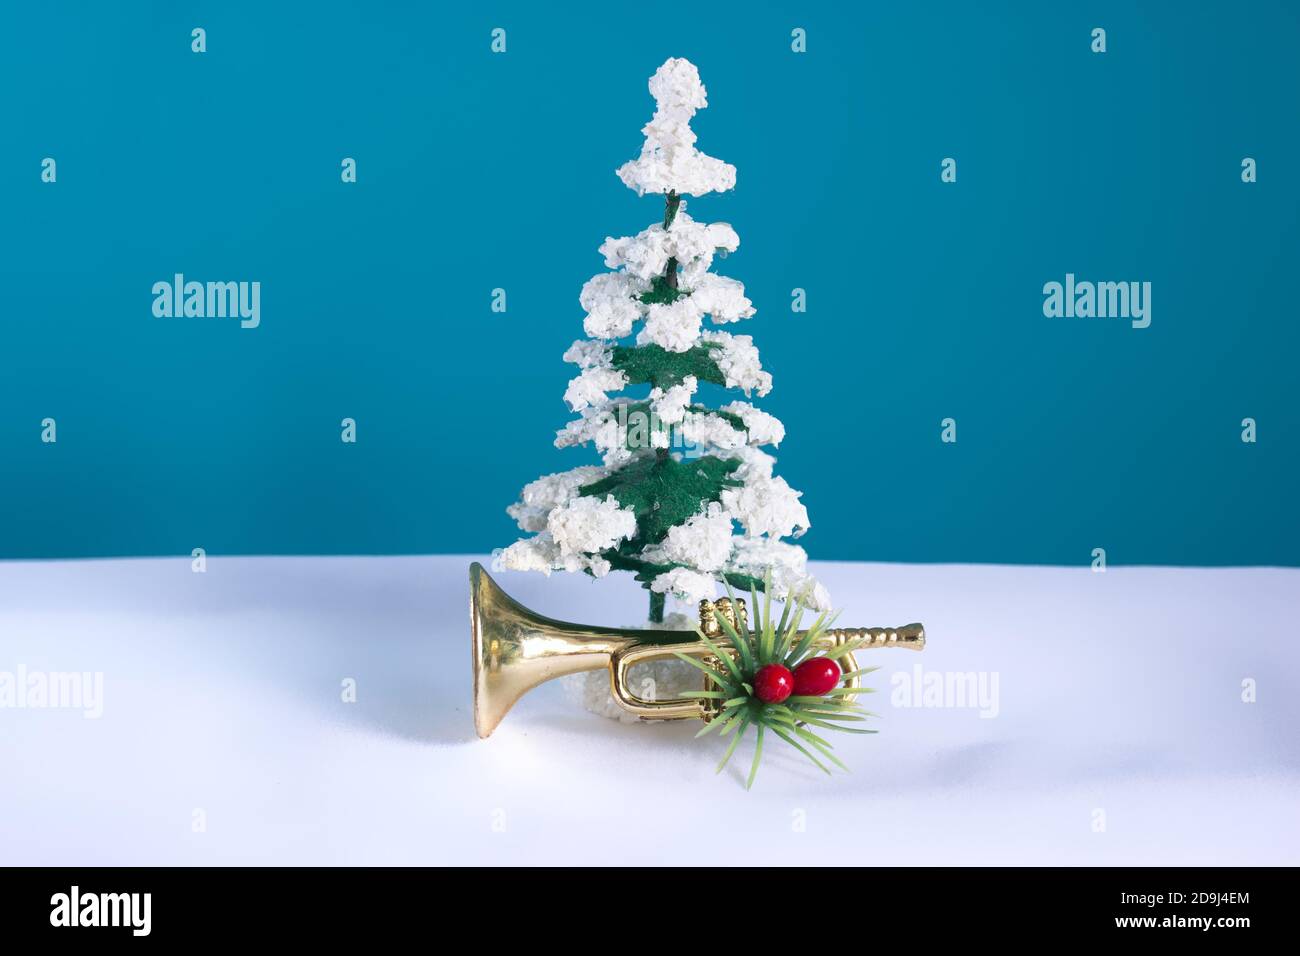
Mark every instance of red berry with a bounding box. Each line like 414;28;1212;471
753;664;794;704
792;657;842;697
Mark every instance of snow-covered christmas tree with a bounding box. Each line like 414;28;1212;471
496;57;828;624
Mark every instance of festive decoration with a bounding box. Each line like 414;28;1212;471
674;578;881;789
495;57;828;624
475;59;931;780
469;563;927;754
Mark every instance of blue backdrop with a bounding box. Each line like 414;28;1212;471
2;1;1297;565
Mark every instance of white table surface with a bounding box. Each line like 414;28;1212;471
1;555;1296;866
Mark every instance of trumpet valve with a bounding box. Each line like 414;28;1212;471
698;597;748;638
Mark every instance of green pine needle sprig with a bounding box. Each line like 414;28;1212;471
674;573;878;789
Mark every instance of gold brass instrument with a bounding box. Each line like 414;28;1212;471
470;562;926;738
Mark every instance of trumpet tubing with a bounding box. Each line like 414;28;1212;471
823;626;926;651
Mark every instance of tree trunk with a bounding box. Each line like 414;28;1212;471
662;191;681;290
648;589;666;624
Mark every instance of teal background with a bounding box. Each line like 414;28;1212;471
2;1;1297;565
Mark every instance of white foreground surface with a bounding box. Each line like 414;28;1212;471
1;555;1297;866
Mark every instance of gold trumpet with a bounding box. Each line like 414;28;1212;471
470;562;926;738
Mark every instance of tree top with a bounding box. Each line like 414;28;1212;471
616;58;737;197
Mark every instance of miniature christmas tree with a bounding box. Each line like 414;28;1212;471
496;57;828;623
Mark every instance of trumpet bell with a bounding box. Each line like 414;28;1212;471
471;561;603;738
470;562;691;737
